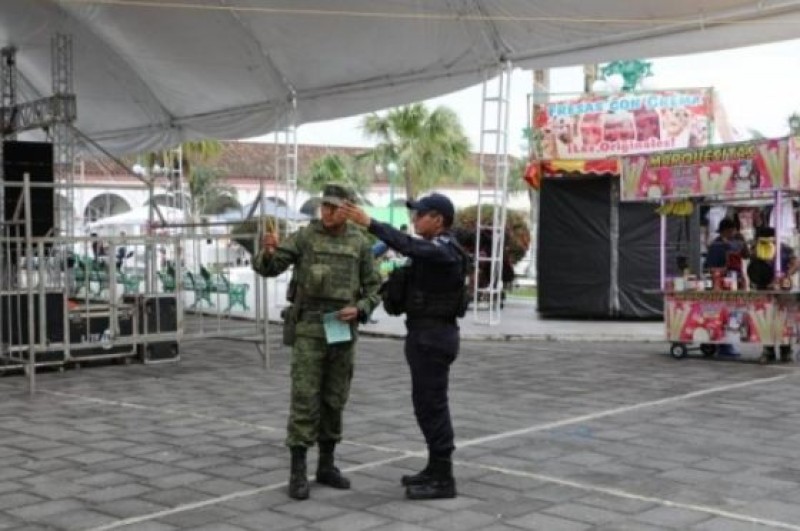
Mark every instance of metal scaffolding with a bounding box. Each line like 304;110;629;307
473;62;512;326
0;35;273;391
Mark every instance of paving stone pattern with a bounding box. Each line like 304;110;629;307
1;333;800;530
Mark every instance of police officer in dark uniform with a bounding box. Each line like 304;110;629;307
342;193;468;500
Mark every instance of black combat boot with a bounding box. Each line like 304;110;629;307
401;455;433;486
405;457;457;500
288;446;310;500
315;441;351;489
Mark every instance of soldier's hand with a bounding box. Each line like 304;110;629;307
261;232;279;254
337;306;359;322
341;202;370;227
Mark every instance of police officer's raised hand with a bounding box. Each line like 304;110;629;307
341;202;370;227
261;232;279;255
337;306;359;322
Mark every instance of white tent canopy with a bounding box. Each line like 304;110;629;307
5;1;800;154
86;206;186;232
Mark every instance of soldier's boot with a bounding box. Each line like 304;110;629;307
405;457;457;500
288;447;310;500
401;454;433;486
315;441;351;489
780;345;793;363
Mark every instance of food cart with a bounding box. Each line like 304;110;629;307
620;137;800;361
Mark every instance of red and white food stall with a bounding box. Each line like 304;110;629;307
620;136;800;360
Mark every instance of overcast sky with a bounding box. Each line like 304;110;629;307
250;38;800;156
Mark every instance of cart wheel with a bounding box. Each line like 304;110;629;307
700;344;717;357
670;343;688;359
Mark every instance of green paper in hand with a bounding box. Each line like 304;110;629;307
323;311;352;344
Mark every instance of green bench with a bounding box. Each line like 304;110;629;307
72;256;141;297
156;266;213;308
157;266;249;311
185;271;214;309
200;266;250;312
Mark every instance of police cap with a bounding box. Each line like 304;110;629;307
406;193;455;227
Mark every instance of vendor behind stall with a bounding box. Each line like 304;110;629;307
747;225;799;363
704;218;749;278
747;226;799;290
704;218;749;357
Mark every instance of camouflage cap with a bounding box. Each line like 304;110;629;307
320;183;355;206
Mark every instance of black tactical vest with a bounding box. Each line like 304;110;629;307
405;236;471;319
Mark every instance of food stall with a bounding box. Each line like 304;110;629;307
620;137;800;361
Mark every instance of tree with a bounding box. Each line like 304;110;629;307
361;103;472;200
514;127;539;278
187;165;240;217
142;140;224;208
300;153;371;198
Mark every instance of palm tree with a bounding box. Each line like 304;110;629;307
142;140;225;208
361;103;471;200
187;165;240;217
300;154;370;195
299;153;373;211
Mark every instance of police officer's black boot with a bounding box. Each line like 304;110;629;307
315;441;350;489
401;455;433;486
405;457;457;500
288;446;310;500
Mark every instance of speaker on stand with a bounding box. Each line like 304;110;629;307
1;141;55;289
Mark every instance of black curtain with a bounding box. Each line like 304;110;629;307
538;176;612;318
538;174;687;319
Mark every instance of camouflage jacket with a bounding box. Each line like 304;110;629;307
253;220;381;325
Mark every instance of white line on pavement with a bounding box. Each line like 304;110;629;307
41;390;282;432
83;453;414;531
51;373;795;530
41;389;407;455
458;460;800;531
458;373;791;448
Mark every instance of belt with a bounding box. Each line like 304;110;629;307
406;317;456;329
298;309;324;322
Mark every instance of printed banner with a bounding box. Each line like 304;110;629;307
620;138;789;201
533;89;713;159
790;136;800;189
665;292;796;345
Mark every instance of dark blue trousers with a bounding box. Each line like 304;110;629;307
404;323;459;458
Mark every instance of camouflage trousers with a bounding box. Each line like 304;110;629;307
286;335;356;448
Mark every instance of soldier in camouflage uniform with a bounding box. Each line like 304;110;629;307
252;183;381;500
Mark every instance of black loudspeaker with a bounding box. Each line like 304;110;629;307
0;291;65;363
3;141;55;240
123;294;179;362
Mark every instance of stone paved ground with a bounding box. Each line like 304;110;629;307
2;333;800;530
